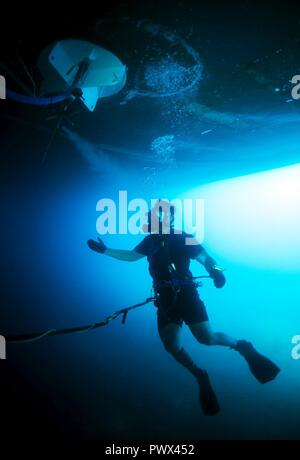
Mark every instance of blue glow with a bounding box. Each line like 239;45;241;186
183;163;300;271
3;163;300;440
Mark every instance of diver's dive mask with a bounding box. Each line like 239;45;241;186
144;200;175;234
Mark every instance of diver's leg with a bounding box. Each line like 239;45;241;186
182;288;237;348
158;322;220;415
158;323;198;374
189;322;280;383
189;321;237;348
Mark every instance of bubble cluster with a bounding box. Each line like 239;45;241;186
144;58;201;96
143;135;177;188
119;19;203;102
150;135;177;167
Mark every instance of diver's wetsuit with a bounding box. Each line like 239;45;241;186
134;232;208;330
87;229;281;416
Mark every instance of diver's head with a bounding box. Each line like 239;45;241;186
143;200;175;235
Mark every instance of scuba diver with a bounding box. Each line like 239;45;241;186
87;201;280;416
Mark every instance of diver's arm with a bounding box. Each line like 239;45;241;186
195;248;217;272
195;249;226;288
104;248;145;262
87;238;145;262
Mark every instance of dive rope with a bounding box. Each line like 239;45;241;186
4;297;155;344
4;276;212;344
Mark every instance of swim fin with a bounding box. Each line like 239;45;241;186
194;369;220;416
234;340;280;384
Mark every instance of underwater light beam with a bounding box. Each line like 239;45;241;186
184;163;300;271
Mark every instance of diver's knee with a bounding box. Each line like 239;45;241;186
198;333;217;346
163;341;181;356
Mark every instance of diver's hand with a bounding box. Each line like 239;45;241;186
87;237;107;254
209;266;226;288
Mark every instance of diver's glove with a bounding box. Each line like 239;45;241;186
87;237;107;254
209;265;226;288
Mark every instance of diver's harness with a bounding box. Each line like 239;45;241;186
153;234;205;307
153;270;205;307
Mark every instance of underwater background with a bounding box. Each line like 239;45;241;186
1;0;300;440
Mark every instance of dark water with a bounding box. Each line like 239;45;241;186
1;158;299;440
1;0;300;441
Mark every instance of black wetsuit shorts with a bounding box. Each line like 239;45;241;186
155;285;209;330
